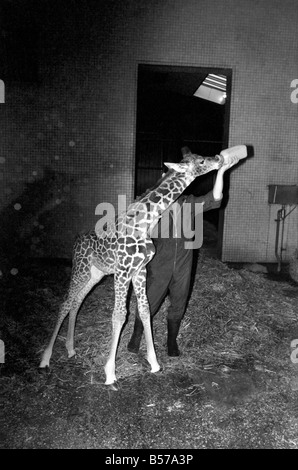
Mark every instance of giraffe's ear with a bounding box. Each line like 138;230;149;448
181;146;191;156
164;162;188;172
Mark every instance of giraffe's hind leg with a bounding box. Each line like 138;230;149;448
39;286;80;368
40;265;104;368
65;265;104;359
132;266;160;374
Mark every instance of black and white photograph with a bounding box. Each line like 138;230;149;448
0;0;298;451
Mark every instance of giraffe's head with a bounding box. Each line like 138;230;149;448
164;151;223;179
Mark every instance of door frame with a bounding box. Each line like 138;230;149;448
134;63;233;259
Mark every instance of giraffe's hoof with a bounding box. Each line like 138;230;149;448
105;382;118;392
39;359;50;368
67;349;76;359
150;364;162;374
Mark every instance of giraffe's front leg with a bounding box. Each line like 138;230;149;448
104;310;124;386
141;311;161;374
104;310;126;387
132;267;160;374
104;273;130;387
104;316;121;390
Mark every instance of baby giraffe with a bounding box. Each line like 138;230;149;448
39;146;247;389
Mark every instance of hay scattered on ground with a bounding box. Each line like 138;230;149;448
2;251;297;385
58;250;298;383
2;252;298;449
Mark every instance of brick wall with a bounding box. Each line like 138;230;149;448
1;0;297;272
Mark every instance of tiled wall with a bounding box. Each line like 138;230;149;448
1;0;298;273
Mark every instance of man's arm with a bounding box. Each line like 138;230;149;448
213;154;240;200
212;166;225;201
189;153;240;211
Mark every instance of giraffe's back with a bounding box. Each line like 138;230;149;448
73;230;117;275
72;226;156;278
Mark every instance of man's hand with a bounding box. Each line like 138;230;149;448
219;145;247;173
212;145;247;200
218;154;240;173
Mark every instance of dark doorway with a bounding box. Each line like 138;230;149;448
134;64;232;257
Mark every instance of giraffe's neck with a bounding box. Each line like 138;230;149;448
143;171;192;208
127;171;194;235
